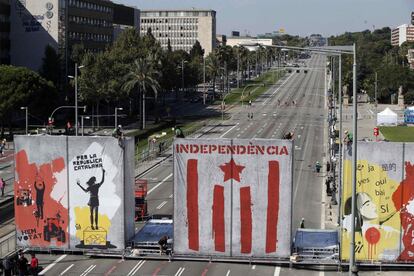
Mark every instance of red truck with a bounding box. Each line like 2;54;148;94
135;179;148;221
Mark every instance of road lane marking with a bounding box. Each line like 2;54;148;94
105;265;117;276
273;266;281;276
225;270;231;276
169;194;173;198
156;201;168;209
59;264;74;275
175;267;185;276
127;260;146;276
80;265;96;276
148;174;172;195
39;254;67;275
220;123;239;138
251;265;256;269
152;267;161;276
262;73;295;105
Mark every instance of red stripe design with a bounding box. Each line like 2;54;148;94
187;159;199;251
240;186;252;253
212;185;225;252
266;160;280;253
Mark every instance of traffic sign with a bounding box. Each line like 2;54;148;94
373;127;379;136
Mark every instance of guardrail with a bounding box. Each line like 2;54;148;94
0;232;15;258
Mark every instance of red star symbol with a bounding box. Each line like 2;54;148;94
219;158;245;182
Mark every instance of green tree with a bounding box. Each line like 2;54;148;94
40;45;61;86
123;55;161;128
189;40;204;60
0;65;56;136
206;52;221;99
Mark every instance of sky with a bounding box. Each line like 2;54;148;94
116;0;413;37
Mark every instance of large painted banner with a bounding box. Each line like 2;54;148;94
14;136;68;248
174;138;292;258
341;141;414;262
14;136;134;250
68;137;124;249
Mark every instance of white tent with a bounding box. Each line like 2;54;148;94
377;107;398;126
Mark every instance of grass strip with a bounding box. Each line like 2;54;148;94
379;126;414;142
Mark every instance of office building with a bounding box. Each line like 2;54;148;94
391;24;414;46
411;11;414;25
140;9;216;55
0;0;10;64
10;0;138;72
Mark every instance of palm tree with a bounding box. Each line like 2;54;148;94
123;54;161;129
206;52;221;100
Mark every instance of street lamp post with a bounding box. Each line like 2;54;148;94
350;43;358;276
20;107;28;134
338;54;343;214
115;107;123;129
181;59;185;97
203;57;206;105
69;63;84;136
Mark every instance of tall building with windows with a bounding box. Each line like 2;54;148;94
10;0;138;72
0;0;10;64
140;9;216;55
391;24;414;46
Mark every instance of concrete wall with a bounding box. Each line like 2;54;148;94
174;138;292;258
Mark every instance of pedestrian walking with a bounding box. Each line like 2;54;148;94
0;178;5;197
17;250;28;276
315;161;321;173
29;253;39;276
